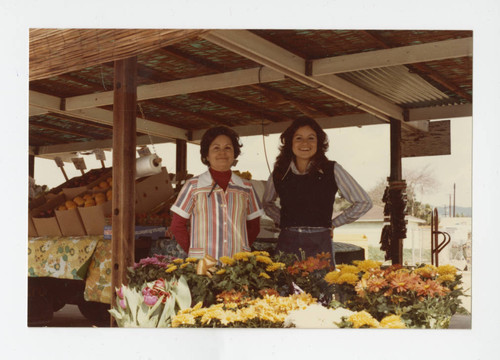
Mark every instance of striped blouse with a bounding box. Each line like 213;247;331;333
262;161;372;228
170;170;265;259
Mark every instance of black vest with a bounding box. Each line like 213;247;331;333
275;161;338;228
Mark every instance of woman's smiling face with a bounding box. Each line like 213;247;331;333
292;125;318;163
206;135;235;172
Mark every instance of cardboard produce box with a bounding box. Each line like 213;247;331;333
77;190;113;236
28;212;38;237
62;168;112;199
135;167;174;214
54;194;87;236
31;194;65;236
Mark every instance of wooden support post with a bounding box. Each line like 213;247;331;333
176;139;187;189
389;118;404;264
29;154;35;178
111;57;137;325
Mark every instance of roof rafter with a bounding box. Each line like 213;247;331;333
29;90;190;141
201;30;427;131
63;67;285;110
310;37;472;76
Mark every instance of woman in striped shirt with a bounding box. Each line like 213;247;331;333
170;126;264;260
262;118;372;266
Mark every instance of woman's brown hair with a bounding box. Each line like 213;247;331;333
273;118;329;182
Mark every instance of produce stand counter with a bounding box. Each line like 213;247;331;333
27;227;184;326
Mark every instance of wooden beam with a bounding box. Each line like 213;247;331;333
35;135;172;156
64;67;285;110
30;90;189;141
176;139;187;188
189;111;433;140
408;103;472;121
29;155;35;178
389;118;403;265
311;37;473;76
111;57;137;322
202;30;422;129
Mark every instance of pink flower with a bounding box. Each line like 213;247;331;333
144;294;159;306
119;299;127;309
117;286;124;299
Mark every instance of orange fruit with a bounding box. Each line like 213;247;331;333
99;181;109;189
73;196;85;206
84;199;96;207
65;200;77;209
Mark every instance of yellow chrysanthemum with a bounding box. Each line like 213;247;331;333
256;255;273;264
216;269;226;275
185;257;199;263
353;260;382;272
180;263;189;269
259;272;271;279
233;252;251;261
219;256;235;266
266;262;285;272
437;264;457;276
252;250;270;256
324;270;341;284
173;259;184;264
380;315;405;329
165;265;178;273
413;266;437;278
338;265;359;274
337;272;359;285
192;302;203;311
348;311;380;328
437;274;456;283
171;313;196;327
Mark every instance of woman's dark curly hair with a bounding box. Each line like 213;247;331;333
273;118;329;182
200;126;243;166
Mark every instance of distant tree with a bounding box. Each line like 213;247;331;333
367;165;439;225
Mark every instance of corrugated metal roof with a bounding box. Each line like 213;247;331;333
339;65;450;107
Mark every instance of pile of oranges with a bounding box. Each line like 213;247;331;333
58;177;113;211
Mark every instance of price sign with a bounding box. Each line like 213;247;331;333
71;157;87;170
54;156;64;168
138;146;151;157
94;149;106;161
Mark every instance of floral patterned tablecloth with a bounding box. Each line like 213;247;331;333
28;236;101;280
28;236;185;305
28;236;113;304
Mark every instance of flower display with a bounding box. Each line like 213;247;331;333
324;262;468;328
172;293;316;328
120;250;467;329
108;276;191;327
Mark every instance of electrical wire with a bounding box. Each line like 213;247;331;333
258;66;272;175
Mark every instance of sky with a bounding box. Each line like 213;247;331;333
34;116;473;208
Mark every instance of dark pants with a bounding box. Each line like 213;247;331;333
276;228;335;267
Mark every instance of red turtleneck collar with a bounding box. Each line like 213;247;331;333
209;167;232;191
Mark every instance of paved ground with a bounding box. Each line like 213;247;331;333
40;304;109;328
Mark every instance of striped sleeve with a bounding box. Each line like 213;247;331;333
262;173;281;225
170;179;197;219
332;163;372;228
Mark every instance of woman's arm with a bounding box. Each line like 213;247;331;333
262;174;281;226
246;217;260;246
332;163;372;228
169;213;190;254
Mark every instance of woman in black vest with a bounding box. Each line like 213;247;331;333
262;118;372;266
